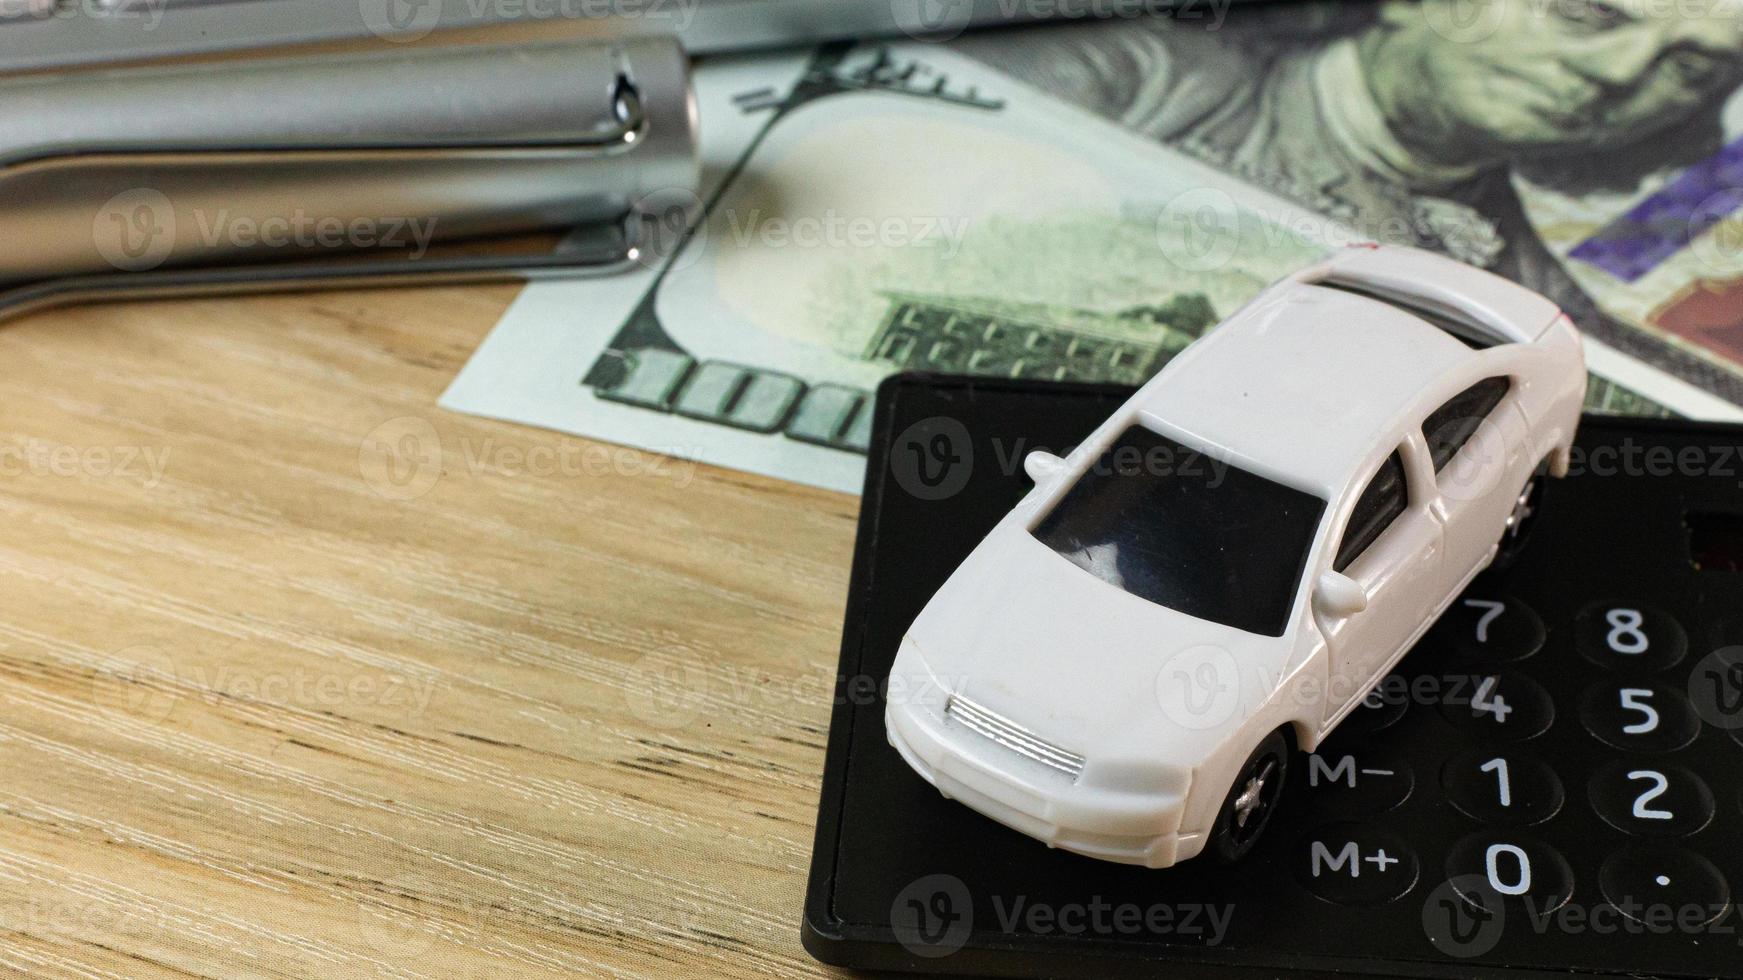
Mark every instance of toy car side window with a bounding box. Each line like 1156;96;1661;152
1423;376;1511;473
1333;451;1408;573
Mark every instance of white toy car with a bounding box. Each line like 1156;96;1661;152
885;245;1586;869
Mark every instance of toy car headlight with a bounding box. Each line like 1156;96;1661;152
887;635;951;721
1080;757;1192;798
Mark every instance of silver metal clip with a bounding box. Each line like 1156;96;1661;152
0;36;697;321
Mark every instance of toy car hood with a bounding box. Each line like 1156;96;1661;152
900;515;1310;776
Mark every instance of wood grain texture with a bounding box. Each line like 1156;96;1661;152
0;286;860;978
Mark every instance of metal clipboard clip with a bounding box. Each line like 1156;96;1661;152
0;36;698;321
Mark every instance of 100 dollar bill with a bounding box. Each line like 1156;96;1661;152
443;41;1733;494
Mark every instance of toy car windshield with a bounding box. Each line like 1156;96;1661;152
1031;425;1326;637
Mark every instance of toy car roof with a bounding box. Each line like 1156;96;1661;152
1135;281;1481;501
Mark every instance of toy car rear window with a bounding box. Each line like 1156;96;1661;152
1032;425;1327;637
1423;376;1512;473
1314;280;1499;350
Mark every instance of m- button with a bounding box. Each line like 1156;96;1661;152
1295;823;1419;905
1303;747;1413;817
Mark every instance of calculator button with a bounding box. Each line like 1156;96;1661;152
1442;749;1563;825
1296;824;1418;905
1588;762;1715;837
1303;748;1412;817
1686;647;1743;733
1446;833;1574;914
1342;675;1408;734
1575;602;1687;672
1438;672;1554;740
1578;682;1700;753
1599;844;1731;927
1429;596;1545;663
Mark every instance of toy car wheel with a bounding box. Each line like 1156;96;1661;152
1493;460;1549;569
1208;731;1288;863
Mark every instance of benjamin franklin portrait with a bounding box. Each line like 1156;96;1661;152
954;0;1743;391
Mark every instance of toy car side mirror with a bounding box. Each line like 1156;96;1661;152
1024;450;1066;483
1312;570;1369;619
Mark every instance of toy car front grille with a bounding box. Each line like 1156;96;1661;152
944;694;1086;780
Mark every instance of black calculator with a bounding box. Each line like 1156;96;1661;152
803;375;1743;979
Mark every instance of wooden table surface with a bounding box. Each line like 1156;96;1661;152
0;285;860;978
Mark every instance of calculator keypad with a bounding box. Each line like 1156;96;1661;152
1578;681;1701;752
826;397;1743;979
1291;588;1737;957
1294;824;1419;905
1340;685;1408;734
1437;671;1554;740
1599;844;1731;926
1575;602;1688;672
1441;748;1564;825
1430;596;1545;663
1686;647;1743;733
1303;747;1413;817
1445;832;1575;914
1588;761;1716;838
